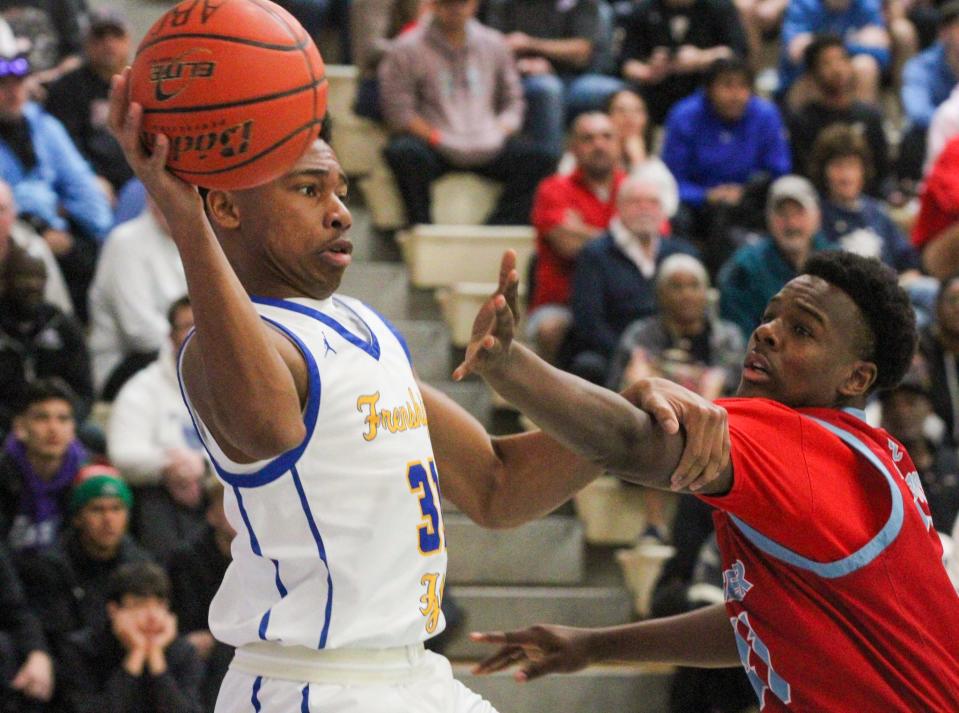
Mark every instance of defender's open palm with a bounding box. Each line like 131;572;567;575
470;625;594;682
107;67;204;221
452;251;520;381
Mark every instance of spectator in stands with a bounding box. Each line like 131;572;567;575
565;172;699;384
108;297;206;564
925;82;959;175
274;0;351;59
0;542;53;712
0;178;72;315
0;36;108;321
44;7;132;195
786;35;890;196
87;200;186;400
608;253;744;394
0;1;84;93
379;0;555;226
18;472;151;645
736;0;789;66
913;134;959;279
898;0;959;183
167;479;234;712
618;0;748;125
486;0;624;157
879;358;959;533
0;378;85;555
56;561;203;713
718;174;832;339
810;124;919;272
604;88;675;180
350;0;422;120
918;274;959;445
779;0;891;108
607;253;743;544
661;57;791;274
0;250;92;431
526;112;625;364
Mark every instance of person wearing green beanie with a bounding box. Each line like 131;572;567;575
69;473;133;514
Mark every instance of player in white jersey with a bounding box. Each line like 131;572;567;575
107;68;727;712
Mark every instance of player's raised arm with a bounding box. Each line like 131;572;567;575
453;252;731;494
108;69;306;462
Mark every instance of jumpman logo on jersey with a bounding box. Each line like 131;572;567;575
322;332;336;357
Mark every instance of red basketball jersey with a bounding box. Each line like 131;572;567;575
700;398;959;712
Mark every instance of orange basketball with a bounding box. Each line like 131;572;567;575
130;0;327;190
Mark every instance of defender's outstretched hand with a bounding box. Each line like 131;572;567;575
622;378;730;492
107;68;203;220
470;625;595;682
452;251;520;381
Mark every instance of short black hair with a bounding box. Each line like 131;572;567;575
20;377;77;416
801;252;917;392
803;34;846;74
704;57;754;90
106;561;171;604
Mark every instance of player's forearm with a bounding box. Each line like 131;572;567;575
583;604;740;668
169;213;304;452
528;37;593;68
483;343;683;486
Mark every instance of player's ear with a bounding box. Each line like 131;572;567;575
839;360;878;398
206;189;241;229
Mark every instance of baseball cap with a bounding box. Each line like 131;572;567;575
85;7;131;37
767;175;819;214
0;17;29;79
70;471;133;513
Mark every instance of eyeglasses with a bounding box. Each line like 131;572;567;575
0;57;30;79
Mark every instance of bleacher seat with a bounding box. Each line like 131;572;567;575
436;282;528;348
573;475;651;545
325;65;387;177
397;224;535;288
616;542;677;618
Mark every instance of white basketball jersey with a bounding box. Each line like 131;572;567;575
178;295;448;650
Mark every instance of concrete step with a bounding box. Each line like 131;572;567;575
452;664;674;713
446;514;584;586
394;319;451;383
430;379;492;426
442;585;633;660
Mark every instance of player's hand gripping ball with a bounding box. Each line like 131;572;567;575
130;0;327;190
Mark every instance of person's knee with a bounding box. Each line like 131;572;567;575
384;135;431;168
523;73;564;100
566;74;625;117
536;316;572;355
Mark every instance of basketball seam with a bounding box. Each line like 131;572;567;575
244;0;321;160
140;76;326;114
171;119;322;177
135;32;309;56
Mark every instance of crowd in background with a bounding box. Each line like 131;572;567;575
0;0;959;711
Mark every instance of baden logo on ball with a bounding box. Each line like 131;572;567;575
130;0;328;190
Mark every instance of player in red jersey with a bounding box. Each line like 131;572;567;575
457;250;959;711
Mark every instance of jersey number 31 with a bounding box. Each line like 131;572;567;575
408;460;445;555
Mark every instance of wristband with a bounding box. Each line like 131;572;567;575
427;128;442;147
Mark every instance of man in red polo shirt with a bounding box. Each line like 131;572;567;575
526;112;625;364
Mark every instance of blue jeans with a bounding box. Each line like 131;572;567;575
522;73;625;157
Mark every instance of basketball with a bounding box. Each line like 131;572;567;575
129;0;327;190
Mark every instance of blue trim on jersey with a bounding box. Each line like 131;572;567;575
300;684;310;712
290;464;334;649
251;295;382;360
251;675;263;712
728;416;905;579
178;317;323;488
367;305;413;367
841;407;868;422
271;559;288;597
257;610;271;641
233;486;289;641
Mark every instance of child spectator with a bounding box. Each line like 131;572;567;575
56;561;203;713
